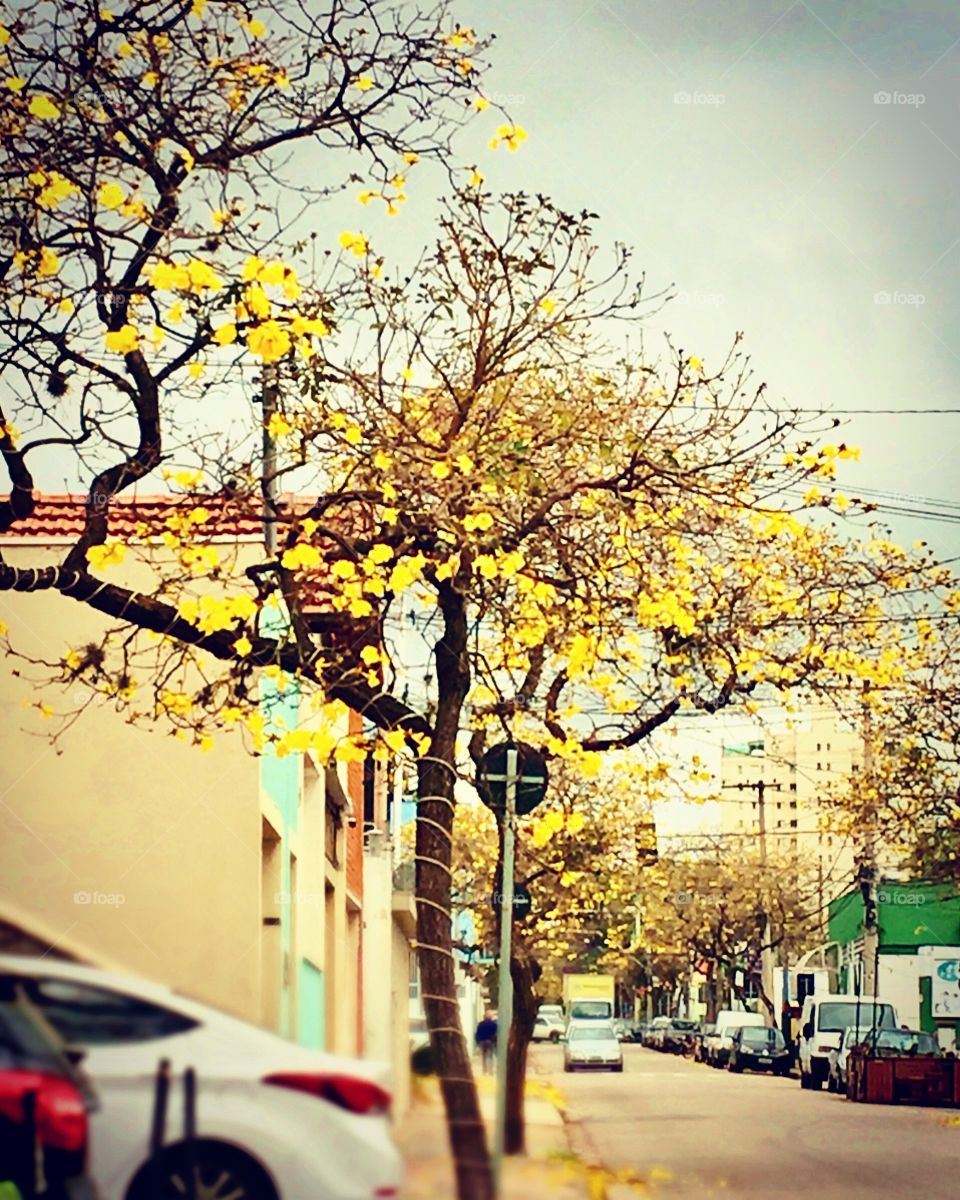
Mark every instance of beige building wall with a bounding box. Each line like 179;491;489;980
0;560;263;1020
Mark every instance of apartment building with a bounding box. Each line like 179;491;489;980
719;710;863;914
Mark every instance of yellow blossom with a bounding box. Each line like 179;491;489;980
37;248;60;277
98;182;125;209
29;95;61;120
104;324;139;354
213;323;237;346
234;634;252;657
472;95;489;110
353;76;375;91
5;76;25;92
86;541;127;570
489;123;527;152
338;231;368;257
247;320;291;363
431;461;452;480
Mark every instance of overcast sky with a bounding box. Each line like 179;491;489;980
411;0;960;564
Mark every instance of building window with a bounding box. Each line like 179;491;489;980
790;819;798;828
363;755;377;828
790;782;797;792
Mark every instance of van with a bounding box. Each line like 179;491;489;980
797;994;898;1089
709;1010;766;1067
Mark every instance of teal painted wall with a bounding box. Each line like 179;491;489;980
257;601;305;1042
298;959;325;1049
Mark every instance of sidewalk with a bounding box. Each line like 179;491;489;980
397;1071;587;1200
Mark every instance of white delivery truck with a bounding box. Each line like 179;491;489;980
797;994;898;1090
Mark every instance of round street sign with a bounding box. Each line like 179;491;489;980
490;882;532;921
479;741;549;816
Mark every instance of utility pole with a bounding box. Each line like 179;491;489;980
723;777;782;1024
492;746;517;1199
261;364;279;554
860;686;879;998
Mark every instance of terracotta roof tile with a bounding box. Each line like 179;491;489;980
0;493;305;542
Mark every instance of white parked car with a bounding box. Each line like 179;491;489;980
532;1011;564;1042
563;1022;623;1072
0;954;402;1200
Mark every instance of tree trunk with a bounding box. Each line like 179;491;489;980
505;936;540;1154
415;585;492;1200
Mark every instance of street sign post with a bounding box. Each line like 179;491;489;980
479;741;548;816
481;742;548;1198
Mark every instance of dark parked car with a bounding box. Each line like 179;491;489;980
0;975;98;1199
727;1025;791;1075
695;1023;716;1063
663;1019;700;1055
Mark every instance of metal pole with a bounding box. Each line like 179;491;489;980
261;365;279;554
757;779;775;1024
492;745;517;1198
861;687;879;998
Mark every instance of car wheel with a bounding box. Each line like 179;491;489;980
800;1069;811;1089
810;1074;823;1091
728;1058;742;1074
127;1141;278;1200
550;1031;561;1043
564;1063;573;1073
612;1064;624;1073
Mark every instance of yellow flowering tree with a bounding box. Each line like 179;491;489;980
635;852;821;1024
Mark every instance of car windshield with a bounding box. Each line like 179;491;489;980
571;1025;616;1041
671;1020;699;1031
818;1002;896;1033
571;1001;611;1019
873;1030;940;1055
741;1027;785;1048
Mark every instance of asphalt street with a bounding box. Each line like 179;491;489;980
531;1042;960;1200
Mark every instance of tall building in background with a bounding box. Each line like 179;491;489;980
719;711;863;919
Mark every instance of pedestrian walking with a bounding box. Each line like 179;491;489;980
475;1009;497;1074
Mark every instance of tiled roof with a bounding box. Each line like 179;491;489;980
0;493;304;542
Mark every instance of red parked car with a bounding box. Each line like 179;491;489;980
0;975;98;1199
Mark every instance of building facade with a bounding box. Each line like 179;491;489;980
0;497;412;1091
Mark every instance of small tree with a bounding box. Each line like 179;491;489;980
638;851;820;1021
452;763;663;1151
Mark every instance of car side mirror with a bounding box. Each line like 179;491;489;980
61;1043;87;1067
803;1023;814;1040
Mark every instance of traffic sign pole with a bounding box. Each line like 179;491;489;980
492;745;517;1199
